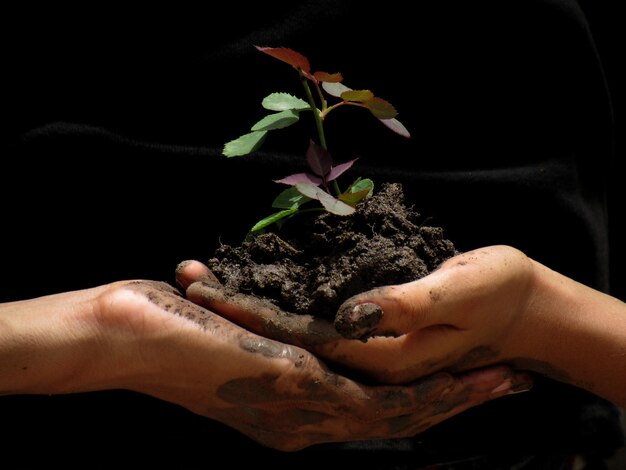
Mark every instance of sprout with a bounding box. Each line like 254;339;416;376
222;46;411;234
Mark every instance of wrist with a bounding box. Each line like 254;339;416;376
515;259;626;404
0;285;129;395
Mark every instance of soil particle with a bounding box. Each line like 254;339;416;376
208;183;456;320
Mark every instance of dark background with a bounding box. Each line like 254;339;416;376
578;3;626;468
579;0;626;302
0;1;624;467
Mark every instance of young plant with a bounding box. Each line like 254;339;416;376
223;46;410;233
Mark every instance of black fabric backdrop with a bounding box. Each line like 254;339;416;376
2;1;624;467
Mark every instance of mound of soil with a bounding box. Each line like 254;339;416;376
208;183;456;320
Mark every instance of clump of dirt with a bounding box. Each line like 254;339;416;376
208;183;456;320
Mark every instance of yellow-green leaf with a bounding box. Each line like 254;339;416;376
341;89;374;102
340;178;374;206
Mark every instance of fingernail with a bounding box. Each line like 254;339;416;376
491;380;512;394
175;259;191;274
175;260;193;289
335;302;383;340
491;379;533;396
510;381;533;394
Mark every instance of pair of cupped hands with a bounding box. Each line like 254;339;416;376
101;246;538;450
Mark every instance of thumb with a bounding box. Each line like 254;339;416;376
335;272;445;340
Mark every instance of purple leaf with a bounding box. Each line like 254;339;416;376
306;140;332;177
275;172;323;186
326;158;358;182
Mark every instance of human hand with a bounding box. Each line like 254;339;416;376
180;246;537;384
95;277;538;450
0;274;533;451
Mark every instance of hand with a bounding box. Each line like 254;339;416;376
0;274;532;451
179;246;537;384
181;244;626;409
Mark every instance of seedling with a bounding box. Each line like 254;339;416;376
223;46;410;233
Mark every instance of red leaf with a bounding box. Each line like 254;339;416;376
327;158;358;182
313;71;343;83
275;173;323;186
255;46;311;73
306;140;332;177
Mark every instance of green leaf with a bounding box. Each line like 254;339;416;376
255;46;311;73
349;178;374;196
223;131;268;157
313;71;343;83
341;89;374;102
272;186;312;209
262;93;310;111
365;97;398;119
340;178;374;206
250;208;298;233
251;110;300;131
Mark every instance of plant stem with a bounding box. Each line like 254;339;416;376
300;72;327;150
314;81;327;112
300;72;341;197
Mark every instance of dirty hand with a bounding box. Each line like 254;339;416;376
0;277;532;451
179;246;536;385
324;244;626;408
180;246;533;383
182;245;626;408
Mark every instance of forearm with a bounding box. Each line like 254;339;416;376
0;287;115;395
523;260;626;406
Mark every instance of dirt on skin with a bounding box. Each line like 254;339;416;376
208;183;456;320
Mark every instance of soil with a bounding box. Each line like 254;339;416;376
208;183;456;321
